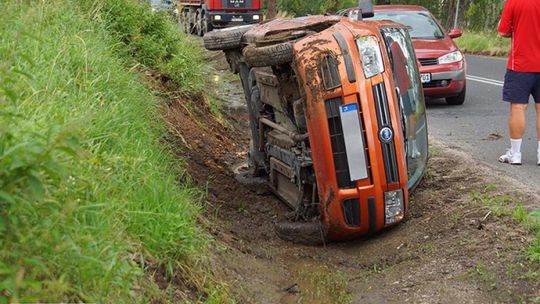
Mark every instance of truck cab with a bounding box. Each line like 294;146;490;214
179;0;262;36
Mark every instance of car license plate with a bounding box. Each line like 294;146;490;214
232;17;243;22
421;73;431;84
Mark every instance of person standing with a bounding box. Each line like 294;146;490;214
498;0;540;166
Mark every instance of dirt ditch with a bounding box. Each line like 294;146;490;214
162;48;540;303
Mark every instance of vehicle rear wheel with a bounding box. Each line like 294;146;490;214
243;41;294;67
446;86;466;105
203;25;253;51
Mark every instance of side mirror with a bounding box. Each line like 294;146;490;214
358;0;374;19
448;29;463;39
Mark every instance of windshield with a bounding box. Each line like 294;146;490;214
370;11;445;39
380;27;428;189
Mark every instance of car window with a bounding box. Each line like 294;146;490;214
381;27;428;190
371;11;444;40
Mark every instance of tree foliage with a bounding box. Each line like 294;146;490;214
276;0;358;16
268;0;506;32
374;0;506;31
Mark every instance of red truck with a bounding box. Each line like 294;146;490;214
178;0;263;36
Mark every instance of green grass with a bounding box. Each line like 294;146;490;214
299;266;352;304
0;0;213;302
455;31;511;57
471;188;540;264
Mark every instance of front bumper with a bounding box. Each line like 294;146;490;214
208;11;262;27
420;61;466;98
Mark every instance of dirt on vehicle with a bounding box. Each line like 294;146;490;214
158;46;540;303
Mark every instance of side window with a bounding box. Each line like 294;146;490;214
381;27;428;189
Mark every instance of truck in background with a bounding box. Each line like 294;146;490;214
178;0;263;36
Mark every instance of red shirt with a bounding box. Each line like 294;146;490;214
498;0;540;72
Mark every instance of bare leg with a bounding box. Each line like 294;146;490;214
509;103;528;139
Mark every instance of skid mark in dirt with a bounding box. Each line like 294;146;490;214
163;49;540;303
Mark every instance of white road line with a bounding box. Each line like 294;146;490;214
467;75;504;87
468;74;505;84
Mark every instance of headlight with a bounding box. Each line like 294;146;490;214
214;15;222;21
384;190;404;225
253;15;260;20
438;50;463;65
356;36;385;79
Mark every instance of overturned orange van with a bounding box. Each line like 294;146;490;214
204;1;428;243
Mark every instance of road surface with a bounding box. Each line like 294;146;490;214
427;54;539;195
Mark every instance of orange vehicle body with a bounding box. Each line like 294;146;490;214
292;21;409;239
204;12;428;242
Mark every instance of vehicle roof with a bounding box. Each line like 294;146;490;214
373;5;428;12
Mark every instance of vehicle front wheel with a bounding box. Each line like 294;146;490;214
446;86;466;105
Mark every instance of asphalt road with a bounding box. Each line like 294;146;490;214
427;54;540;193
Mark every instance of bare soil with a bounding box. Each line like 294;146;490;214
162;49;540;303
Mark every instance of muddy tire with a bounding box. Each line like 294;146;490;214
203;25;253;51
243;42;294;67
275;220;326;245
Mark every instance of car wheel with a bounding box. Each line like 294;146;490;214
446;85;466;105
243;41;294;67
203;25;253;51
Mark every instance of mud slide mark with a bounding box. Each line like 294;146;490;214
160;47;540;303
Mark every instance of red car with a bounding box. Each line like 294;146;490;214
341;5;467;105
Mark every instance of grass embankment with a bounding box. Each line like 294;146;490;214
455;31;511;57
0;0;219;302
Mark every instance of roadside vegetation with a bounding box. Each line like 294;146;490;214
0;0;219;302
455;32;510;57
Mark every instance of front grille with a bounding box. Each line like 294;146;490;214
343;199;360;227
423;79;451;88
373;83;400;184
321;55;341;90
325;98;355;189
225;0;246;8
419;58;438;66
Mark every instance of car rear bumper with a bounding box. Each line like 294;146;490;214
421;61;466;98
